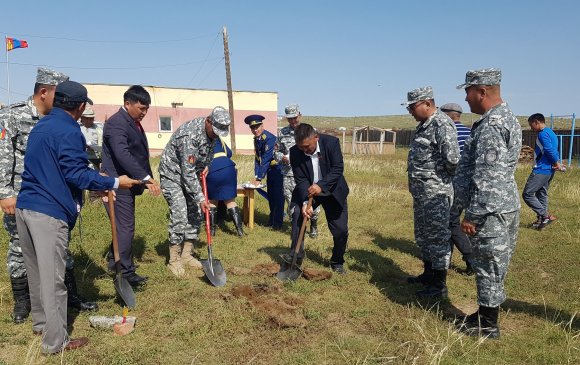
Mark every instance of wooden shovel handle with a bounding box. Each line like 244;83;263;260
108;191;121;263
293;196;313;258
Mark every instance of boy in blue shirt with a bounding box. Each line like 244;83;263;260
522;113;561;230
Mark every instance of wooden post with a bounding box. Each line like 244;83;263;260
223;26;236;153
351;127;356;155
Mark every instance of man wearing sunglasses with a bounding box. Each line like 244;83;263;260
404;86;460;299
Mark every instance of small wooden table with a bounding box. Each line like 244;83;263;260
236;186;255;229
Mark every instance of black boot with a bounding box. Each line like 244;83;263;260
309;219;318;238
65;268;98;312
463;256;475;276
10;276;31;324
416;269;448;298
228;207;245;237
458;306;500;339
210;207;217;236
407;260;433;285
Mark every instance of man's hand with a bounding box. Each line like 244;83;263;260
100;190;116;203
251;179;262;187
0;197;17;215
200;200;210;214
282;155;290;165
461;219;477;236
117;175;141;189
307;184;322;197
143;178;161;196
301;202;314;219
202;166;209;176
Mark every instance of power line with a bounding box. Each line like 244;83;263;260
0;57;223;70
1;31;219;44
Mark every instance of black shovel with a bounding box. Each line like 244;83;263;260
200;172;227;287
108;191;136;308
276;197;313;281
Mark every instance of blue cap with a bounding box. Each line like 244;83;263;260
244;114;265;126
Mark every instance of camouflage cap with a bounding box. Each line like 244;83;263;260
285;104;300;118
36;67;69;86
456;68;501;89
82;106;95;117
401;86;433;106
210;106;231;137
440;103;463;114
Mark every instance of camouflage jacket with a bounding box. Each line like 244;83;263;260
158;118;216;202
453;102;522;224
0;97;40;199
274;125;295;176
407;109;460;197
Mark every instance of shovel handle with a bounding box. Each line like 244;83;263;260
201;171;212;247
107;191;121;263
293;196;313;259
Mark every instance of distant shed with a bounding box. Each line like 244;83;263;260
351;126;396;155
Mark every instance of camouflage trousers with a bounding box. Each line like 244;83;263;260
283;175;320;221
412;193;452;270
5;214;74;279
161;177;202;246
469;211;519;307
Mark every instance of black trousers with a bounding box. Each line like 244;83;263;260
289;196;348;264
103;193;137;276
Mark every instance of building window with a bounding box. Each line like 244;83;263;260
159;116;172;132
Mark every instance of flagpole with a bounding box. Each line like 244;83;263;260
5;36;10;105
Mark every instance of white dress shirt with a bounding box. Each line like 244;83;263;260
305;142;321;183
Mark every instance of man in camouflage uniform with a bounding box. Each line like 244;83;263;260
275;104;320;237
159;106;230;277
454;68;522;339
0;68;98;324
404;86;460;298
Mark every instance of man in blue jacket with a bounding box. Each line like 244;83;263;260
15;81;139;354
522;113;561;230
245;114;284;230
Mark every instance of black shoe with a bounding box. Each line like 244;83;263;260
65;268;99;312
10;276;31;324
457;306;500;339
279;253;303;267
271;225;283;231
407;260;433;285
416;269;447;298
228;207;245;237
209;207;217;236
536;216;554;231
123;272;148;287
331;264;346;275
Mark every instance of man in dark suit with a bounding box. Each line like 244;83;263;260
101;85;161;286
285;123;349;273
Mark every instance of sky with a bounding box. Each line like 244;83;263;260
1;0;579;117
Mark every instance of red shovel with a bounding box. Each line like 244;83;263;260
200;172;227;287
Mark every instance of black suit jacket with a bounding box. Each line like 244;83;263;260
290;134;349;208
101;107;152;195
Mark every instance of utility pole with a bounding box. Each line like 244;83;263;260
223;26;236;153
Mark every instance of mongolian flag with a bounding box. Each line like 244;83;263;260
6;37;28;51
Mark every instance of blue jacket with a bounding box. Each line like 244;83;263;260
533;127;559;175
209;137;235;173
17;108;116;229
253;129;279;180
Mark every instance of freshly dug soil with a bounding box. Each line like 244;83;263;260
230;283;307;328
250;263;280;276
302;268;332;281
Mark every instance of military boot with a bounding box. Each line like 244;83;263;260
416;269;448;298
458;306;500;339
167;244;185;277
228;207;245;237
65;268;98;311
407;260;433;285
10;276;31;324
209;207;217;236
309;219;318;238
181;240;202;269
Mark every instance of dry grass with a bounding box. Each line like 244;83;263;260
0;150;578;364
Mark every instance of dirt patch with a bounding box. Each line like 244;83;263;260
230;283;307;328
250;263;280;276
303;268;332;281
228;266;252;276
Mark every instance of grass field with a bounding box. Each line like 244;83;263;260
0;151;579;365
